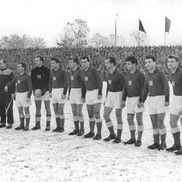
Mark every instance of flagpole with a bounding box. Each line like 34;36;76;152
164;31;166;46
114;14;118;47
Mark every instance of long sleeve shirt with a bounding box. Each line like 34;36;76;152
0;68;15;95
50;68;68;95
31;65;50;92
141;67;169;103
7;73;32;98
169;67;182;96
122;69;145;102
80;67;103;97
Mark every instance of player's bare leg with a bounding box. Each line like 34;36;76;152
84;104;95;138
148;114;159;149
93;103;102;140
124;114;136;145
32;100;42;130
157;113;167;150
113;108;123;143
15;107;24;130
135;112;143;147
24;107;30;131
44;100;51;131
103;107;116;141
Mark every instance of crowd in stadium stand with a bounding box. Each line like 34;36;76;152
0;46;182;78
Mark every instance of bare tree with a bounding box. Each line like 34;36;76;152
129;31;149;46
58;18;89;48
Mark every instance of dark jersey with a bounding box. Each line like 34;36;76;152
31;65;50;92
80;67;102;96
141;67;169;103
169;67;182;96
7;73;32;98
50;68;68;95
122;69;145;102
105;69;125;93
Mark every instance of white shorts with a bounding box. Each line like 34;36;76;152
148;95;168;115
52;88;67;104
34;91;50;101
16;92;31;108
86;89;102;105
70;88;83;105
105;91;122;109
169;95;182;116
126;97;144;114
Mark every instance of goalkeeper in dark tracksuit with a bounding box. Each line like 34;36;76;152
0;59;15;129
31;56;51;131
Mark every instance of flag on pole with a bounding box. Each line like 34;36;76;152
165;16;171;33
139;19;146;33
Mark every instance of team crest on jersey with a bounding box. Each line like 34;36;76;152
84;76;88;82
71;76;74;81
17;80;21;84
108;80;112;84
128;80;132;86
149;80;153;86
172;81;175;87
37;74;41;79
53;76;56;81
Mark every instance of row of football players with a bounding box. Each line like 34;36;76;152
3;55;182;155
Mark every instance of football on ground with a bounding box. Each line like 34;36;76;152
34;89;42;97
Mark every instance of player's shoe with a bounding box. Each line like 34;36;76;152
93;134;101;140
103;133;116;142
6;124;12;129
112;137;121;144
0;123;6;128
15;125;24;130
124;138;136;145
77;130;84;136
166;144;181;152
69;130;79;135
147;143;159;150
45;126;50;131
158;143;167;150
31;125;41;130
84;132;95;138
53;127;64;132
135;140;142;147
175;147;182;155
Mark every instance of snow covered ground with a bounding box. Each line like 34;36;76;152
0;82;182;182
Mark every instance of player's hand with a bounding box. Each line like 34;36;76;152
62;94;66;100
138;102;144;108
26;98;31;103
121;101;125;108
98;95;102;100
49;93;52;98
11;93;16;100
81;98;85;103
164;102;169;106
4;86;8;92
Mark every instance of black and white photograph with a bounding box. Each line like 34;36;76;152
0;0;182;181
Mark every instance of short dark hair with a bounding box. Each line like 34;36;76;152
145;55;156;62
51;57;60;63
69;57;79;65
19;62;26;70
168;55;179;62
107;57;117;66
125;56;138;65
82;56;90;62
36;56;44;62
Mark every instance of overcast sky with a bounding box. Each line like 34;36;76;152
0;0;181;47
